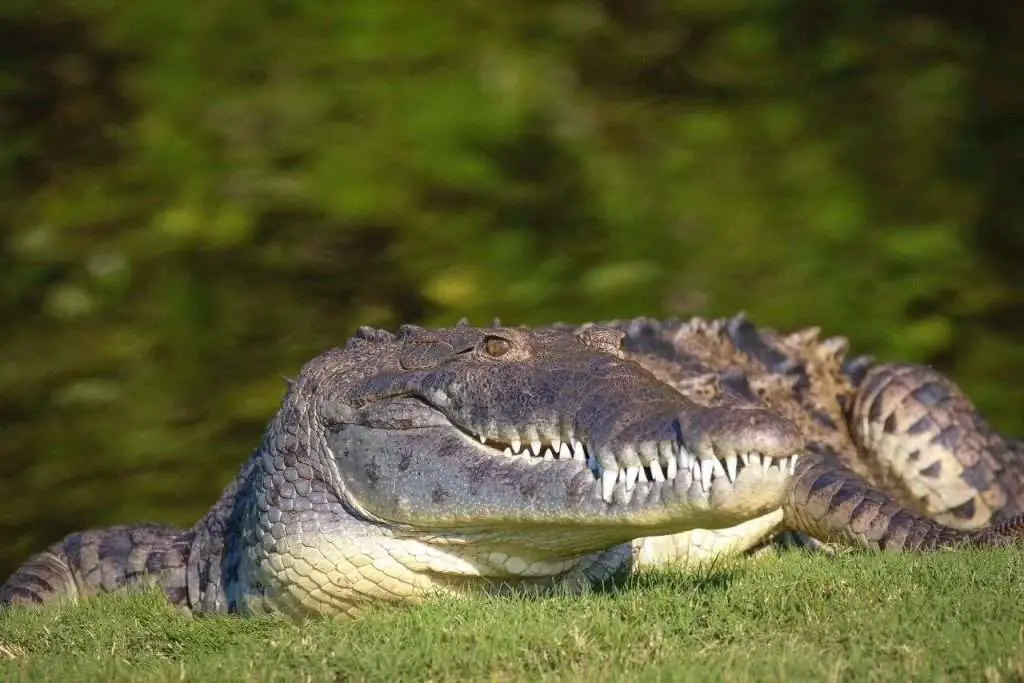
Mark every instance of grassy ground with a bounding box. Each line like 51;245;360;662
2;549;1023;682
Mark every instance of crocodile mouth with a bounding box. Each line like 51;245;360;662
456;426;799;505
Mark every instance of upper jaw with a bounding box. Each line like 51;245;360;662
451;405;804;510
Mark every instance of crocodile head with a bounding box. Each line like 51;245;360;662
287;323;797;540
242;322;803;613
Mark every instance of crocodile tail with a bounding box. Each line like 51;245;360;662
967;515;1024;546
0;524;193;610
0;541;80;606
847;362;1024;531
782;454;1016;552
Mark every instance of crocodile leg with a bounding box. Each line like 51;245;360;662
0;524;192;609
847;363;1024;529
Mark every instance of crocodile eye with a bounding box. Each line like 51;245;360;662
483;336;512;358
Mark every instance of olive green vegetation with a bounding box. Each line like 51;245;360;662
2;1;1024;578
2;551;1024;682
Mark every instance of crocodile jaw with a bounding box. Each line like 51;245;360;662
329;421;800;551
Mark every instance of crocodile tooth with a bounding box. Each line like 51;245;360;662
558;441;574;460
624;466;640;491
618;444;639;468
659;440;678;461
638;441;659;464
551;436;562;455
740;452;751;467
478;434;487;444
761;453;772;474
690;459;701;485
701;461;714;491
601;469;618;503
666;455;678;480
621;483;636;506
543;450;554;461
520;426;541;451
747;452;761;470
657;441;677;472
530;440;542;457
715;459;727;480
725;455;738;482
790;455;799;473
648;460;665;482
678;448;692;471
503;447;514;456
510;438;522;454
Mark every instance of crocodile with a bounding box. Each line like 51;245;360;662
2;316;1023;619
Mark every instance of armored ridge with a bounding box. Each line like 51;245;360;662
3;315;1023;619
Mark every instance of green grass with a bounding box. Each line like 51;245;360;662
2;550;1024;682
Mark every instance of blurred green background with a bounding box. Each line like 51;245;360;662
2;1;1023;577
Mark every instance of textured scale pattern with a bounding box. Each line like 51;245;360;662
0;524;191;608
850;364;1024;528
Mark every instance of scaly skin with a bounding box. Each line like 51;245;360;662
3;315;1024;618
0;525;192;608
848;363;1024;528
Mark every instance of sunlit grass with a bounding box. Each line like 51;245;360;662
2;549;1023;682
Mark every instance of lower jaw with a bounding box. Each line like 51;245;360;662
383;493;789;553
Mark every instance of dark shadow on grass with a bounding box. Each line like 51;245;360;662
462;556;748;608
617;566;742;594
